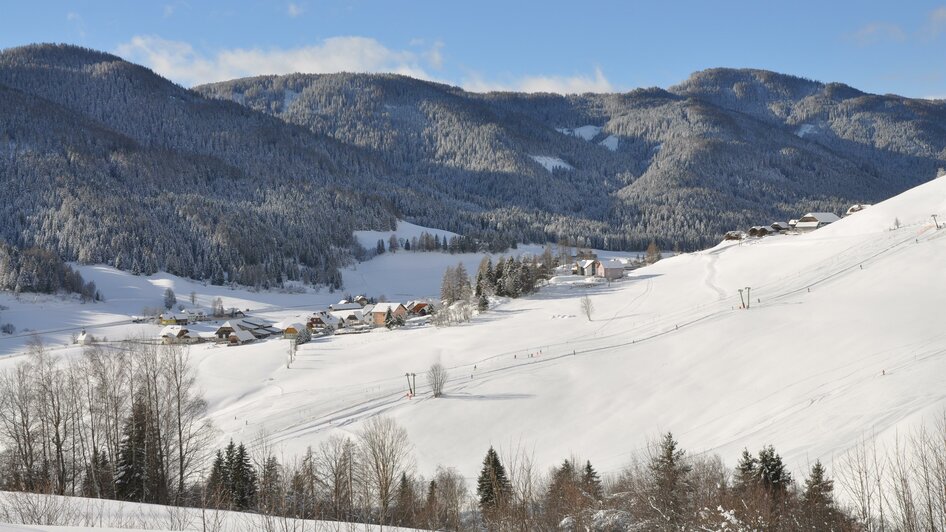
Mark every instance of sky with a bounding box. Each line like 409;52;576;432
1;0;946;98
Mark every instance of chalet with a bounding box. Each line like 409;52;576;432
594;259;625;281
406;300;432;316
330;309;370;328
225;308;246;319
724;230;746;241
370;302;408;327
158;312;189;325
159;325;197;345
845;204;871;216
353;295;370;307
282;323;306;340
748;226;775;237
770;222;791;232
574;259;596;276
228;330;255;346
308;311;341;331
795;212;840;232
214;321;238;342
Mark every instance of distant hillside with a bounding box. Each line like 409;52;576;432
2;43;945;287
197;69;946;251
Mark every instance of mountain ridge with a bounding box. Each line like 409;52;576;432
1;43;945;287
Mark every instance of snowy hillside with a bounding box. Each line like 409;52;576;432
184;175;946;481
2;177;945;491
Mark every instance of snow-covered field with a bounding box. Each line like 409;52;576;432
2;176;946;494
0;491;413;531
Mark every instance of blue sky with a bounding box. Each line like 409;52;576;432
2;1;946;97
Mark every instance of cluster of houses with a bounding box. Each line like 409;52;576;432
157;296;436;347
728;206;869;240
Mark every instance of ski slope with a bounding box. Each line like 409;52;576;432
185;175;946;481
2;177;945;486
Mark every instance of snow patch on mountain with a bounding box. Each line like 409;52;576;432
795;123;817;138
556;125;602;141
282;89;299;110
599;135;619;151
530;155;573;172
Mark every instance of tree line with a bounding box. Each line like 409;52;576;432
0;339;213;506
1;336;944;530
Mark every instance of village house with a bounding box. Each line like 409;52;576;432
214;321;238;342
158;312;189;325
228;329;255;346
795;212;840;232
330;309;371;328
770;222;791;232
574;259;597;276
308;311;341;331
159;325;198;345
594;259;625;281
406;300;432;316
748;225;776;237
236;317;280;339
845;204;871;216
281;323;306;340
370;302;408;327
353;295;369;306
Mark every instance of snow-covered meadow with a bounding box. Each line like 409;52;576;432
2;177;945;494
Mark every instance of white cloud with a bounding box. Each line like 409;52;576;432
287;2;304;17
463;67;614;94
923;6;946;37
66;12;86;38
115;35;436;86
847;22;907;45
114;35;614;94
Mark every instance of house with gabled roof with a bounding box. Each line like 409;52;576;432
795;212;840;232
370;302;408;327
228;330;255;346
594;259;624;281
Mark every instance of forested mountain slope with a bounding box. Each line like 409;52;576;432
1;43;944;288
199;70;946;250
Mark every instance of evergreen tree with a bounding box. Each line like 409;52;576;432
476;446;511;515
115;396;166;504
648;432;692;528
376;239;386;255
393;472;417;527
258;456;282;512
206;449;229;506
227;442;257;510
733;448;758;492
478;294;489;311
756;445;791;496
546;459;578;521
581;460;602;500
384;307;396;329
802;460;837;528
81;449;114;499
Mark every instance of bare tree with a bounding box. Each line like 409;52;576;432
426;363;448;398
358;417;414;528
580;295;593;321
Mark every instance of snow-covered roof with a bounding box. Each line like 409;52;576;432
330;302;362;311
159;325;188;337
846;204;871;215
284;322;305;332
596;259;624;269
371;302;405;314
799;212;840;224
229;330;255;343
577;259;596;268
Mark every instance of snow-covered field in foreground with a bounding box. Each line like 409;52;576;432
0;491;412;531
3;177;946;493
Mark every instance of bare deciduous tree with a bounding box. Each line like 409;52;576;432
580;295;593;321
426;363;448;398
358;417;414;528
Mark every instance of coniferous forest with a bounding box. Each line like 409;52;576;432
2;44;946;290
